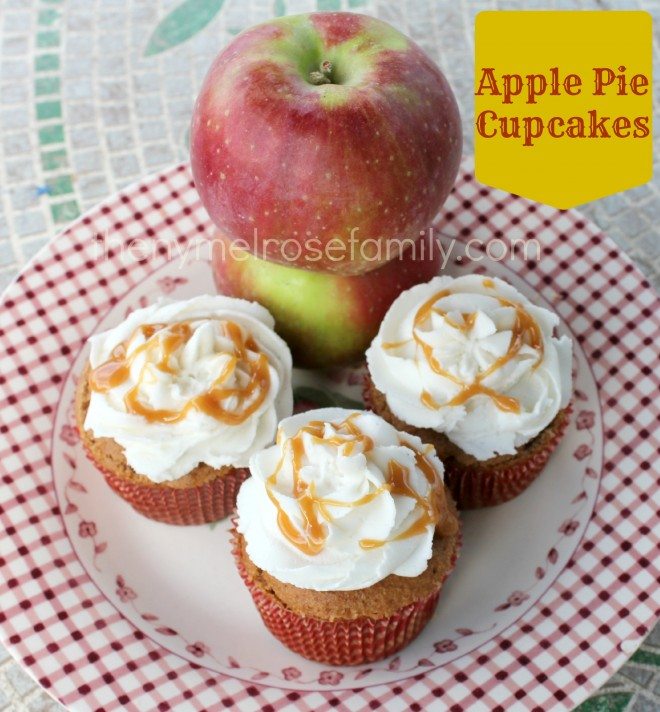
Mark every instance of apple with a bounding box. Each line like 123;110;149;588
191;12;461;275
210;228;441;368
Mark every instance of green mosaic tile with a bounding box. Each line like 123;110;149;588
38;125;64;145
35;77;60;95
348;0;367;6
46;175;74;196
38;9;59;26
631;648;660;666
36;31;59;48
41;149;67;172
36;101;62;120
575;692;633;712
50;200;80;224
317;0;341;9
35;54;60;72
144;0;224;56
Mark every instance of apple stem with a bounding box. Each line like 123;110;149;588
309;60;333;85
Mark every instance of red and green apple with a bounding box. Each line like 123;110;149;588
210;228;442;368
192;12;462;275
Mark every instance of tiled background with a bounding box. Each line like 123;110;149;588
0;1;658;710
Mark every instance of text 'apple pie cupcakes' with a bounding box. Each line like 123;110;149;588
233;408;460;665
75;295;293;525
365;275;573;509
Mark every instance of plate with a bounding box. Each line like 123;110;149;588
0;159;657;711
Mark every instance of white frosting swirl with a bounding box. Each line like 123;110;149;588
366;275;572;461
84;295;293;483
237;408;448;592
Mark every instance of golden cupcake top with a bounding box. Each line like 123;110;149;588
89;319;271;427
367;274;572;460
237;408;457;592
83;295;293;483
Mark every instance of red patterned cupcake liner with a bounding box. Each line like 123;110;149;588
442;405;572;509
231;524;460;666
83;446;249;525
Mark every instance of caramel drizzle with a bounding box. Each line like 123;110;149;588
266;415;455;556
88;319;270;425
381;279;544;414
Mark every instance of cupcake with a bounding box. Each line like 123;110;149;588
365;275;572;509
76;295;293;525
234;407;460;665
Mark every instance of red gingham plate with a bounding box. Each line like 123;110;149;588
0;159;658;712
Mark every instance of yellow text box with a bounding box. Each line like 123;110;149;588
474;11;652;209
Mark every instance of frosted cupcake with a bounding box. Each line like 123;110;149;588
365;275;572;509
234;408;460;665
76;295;293;525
